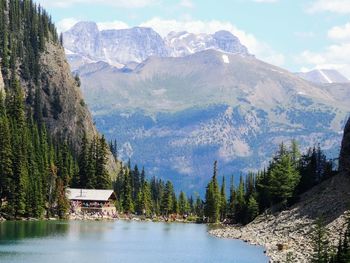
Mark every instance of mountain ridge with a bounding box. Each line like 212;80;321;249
63;21;251;70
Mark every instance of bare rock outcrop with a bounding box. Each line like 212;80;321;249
38;41;118;176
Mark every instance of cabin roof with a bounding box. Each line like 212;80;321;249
66;188;116;201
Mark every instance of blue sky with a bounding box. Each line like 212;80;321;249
36;0;350;77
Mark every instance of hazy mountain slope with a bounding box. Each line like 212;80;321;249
77;50;343;114
296;69;349;84
75;50;349;192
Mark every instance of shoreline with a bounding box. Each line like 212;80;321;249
209;225;282;263
0;214;204;224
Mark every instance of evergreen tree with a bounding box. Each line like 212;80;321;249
220;176;227;221
0;93;13;207
228;175;236;220
235;175;246;223
95;136;111;189
161;181;174;216
204;161;221;223
122;168;134;213
246;196;259;222
311;218;331;263
178;191;188;215
267;144;300;206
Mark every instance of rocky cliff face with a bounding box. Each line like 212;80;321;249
165;30;251;58
63;22;251;70
15;39;118;177
340;117;350;174
41;41;118;175
63;22;169;69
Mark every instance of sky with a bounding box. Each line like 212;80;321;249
35;0;350;78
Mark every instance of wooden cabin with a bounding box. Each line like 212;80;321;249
67;188;117;215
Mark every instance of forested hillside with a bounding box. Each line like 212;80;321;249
0;0;115;219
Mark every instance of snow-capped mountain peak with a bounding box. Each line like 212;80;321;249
63;22;252;70
165;30;251;58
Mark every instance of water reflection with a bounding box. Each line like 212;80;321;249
0;221;69;242
0;220;269;263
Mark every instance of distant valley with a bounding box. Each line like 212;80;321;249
63;22;350;193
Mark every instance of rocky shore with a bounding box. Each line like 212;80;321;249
210;173;350;262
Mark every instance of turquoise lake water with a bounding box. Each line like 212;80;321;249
0;220;269;263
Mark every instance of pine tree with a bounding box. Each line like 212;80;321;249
204;161;221;223
311;218;330;263
161;181;174;216
178;191;188;215
95;136;111;189
220;176;227;221
237;175;246;217
78;133;89;188
267;144;300;206
0;93;13;207
228;175;236;220
246;195;259;222
122;168;134;213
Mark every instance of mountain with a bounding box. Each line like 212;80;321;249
63;22;251;70
63;22;169;70
0;12;117;176
165;30;251;57
74;49;350;192
296;69;349;84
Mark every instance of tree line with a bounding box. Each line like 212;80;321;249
203;141;335;223
0;0;111;219
0;0;58;84
0;81;75;218
113;162;203;219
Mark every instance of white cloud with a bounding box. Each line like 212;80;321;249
37;0;159;8
56;18;79;33
307;0;350;14
140;17;285;66
297;20;350;78
97;21;130;31
297;43;350;78
179;0;194;8
328;23;350;41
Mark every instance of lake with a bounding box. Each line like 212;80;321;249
0;220;268;263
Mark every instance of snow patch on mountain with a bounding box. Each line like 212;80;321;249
222;54;230;64
296;69;349;84
318;69;333;84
